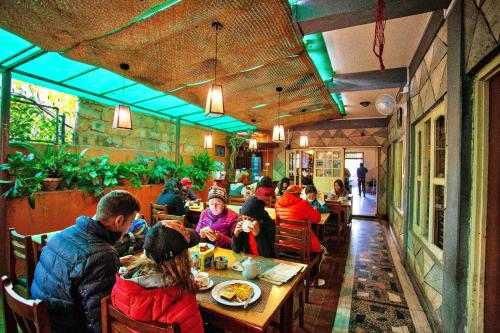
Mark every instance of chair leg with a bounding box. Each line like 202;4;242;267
305;271;311;303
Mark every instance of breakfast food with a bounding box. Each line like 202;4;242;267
219;283;253;302
199;243;209;252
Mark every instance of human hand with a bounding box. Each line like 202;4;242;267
200;227;213;239
212;231;222;242
234;220;244;237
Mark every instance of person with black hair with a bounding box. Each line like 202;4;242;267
275;177;290;196
232;197;276;258
156;178;188;216
255;176;276;201
305;185;328;213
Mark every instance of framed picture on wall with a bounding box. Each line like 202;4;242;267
215;145;225;157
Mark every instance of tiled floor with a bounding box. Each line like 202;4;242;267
333;219;432;333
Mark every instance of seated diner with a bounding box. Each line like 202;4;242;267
156;178;189;216
196;185;238;249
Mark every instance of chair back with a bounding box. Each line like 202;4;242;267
274;216;312;264
228;196;246;205
9;228;36;294
156;213;186;225
101;296;180;333
1;276;51;333
150;203;168;224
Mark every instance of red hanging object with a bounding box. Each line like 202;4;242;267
373;0;386;71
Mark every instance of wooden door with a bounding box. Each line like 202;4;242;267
485;72;500;333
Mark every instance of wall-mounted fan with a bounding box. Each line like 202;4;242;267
375;94;396;116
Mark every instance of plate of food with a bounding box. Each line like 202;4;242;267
190;242;214;252
211;280;261;307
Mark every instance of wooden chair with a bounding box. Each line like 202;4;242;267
101;296;180;333
150;203;168;225
156;213;186;226
274;216;320;304
324;201;347;244
1;275;51;333
9;228;36;297
228;196;246;205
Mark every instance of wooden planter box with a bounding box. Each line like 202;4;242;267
5;185;164;236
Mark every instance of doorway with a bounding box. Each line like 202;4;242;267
345;148;378;216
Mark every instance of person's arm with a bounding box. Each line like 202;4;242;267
174;195;188;215
302;200;321;223
214;214;238;248
76;251;119;333
255;216;276;258
188;189;198;201
318;203;329;213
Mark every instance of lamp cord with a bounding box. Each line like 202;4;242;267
214;26;218;84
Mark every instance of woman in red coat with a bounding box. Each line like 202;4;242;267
254;176;277;201
275;184;322;252
112;220;204;333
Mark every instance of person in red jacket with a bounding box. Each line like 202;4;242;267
275;184;322;253
255;176;277;201
111;220;204;333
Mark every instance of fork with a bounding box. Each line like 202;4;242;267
243;291;254;309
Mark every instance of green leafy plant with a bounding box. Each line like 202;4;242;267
149;156;177;184
0;151;46;208
78;155;119;197
60;148;89;187
189;152;215;191
227;132;252;181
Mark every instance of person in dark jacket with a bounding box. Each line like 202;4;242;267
180;177;199;204
255;176;276;201
276;177;290;196
356;163;369;197
30;190;141;333
232;196;276;258
156;178;188;216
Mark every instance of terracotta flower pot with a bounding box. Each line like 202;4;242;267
119;179;133;187
42;178;61;191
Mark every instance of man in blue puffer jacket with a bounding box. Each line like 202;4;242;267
31;190;141;333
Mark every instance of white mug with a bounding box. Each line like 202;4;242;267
195;272;209;288
242;220;254;233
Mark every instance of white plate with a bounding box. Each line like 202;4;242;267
211;280;261;307
190;243;215;252
199;279;214;291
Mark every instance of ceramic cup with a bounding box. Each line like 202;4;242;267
195;272;209;288
242;220;254;233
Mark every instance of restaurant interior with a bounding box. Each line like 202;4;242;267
0;0;499;332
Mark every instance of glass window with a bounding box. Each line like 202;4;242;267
417;131;422;176
435;116;446;178
433;185;445;249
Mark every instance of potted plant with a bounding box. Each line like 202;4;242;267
78;155;119;197
149;156;176;184
60;148;89;190
189;152;215;191
131;154;153;185
0;151;46;208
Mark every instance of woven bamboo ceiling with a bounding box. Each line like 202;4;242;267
0;0;339;130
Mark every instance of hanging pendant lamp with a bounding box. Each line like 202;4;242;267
299;109;309;147
204;133;213;149
205;22;224;118
113;63;133;130
272;87;285;142
249;138;257;150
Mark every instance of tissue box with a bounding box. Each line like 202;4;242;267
199;247;214;271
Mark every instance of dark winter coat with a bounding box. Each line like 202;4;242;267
156;192;188;216
232;212;276;258
31;216;122;333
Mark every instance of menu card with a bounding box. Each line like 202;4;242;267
259;263;303;285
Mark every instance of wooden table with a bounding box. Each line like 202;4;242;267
198;248;306;333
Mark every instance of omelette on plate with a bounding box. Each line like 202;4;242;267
219;283;253;302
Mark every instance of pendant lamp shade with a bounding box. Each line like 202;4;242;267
299;135;309;147
206;22;225;117
113;105;132;129
272;124;285;142
205;84;224;117
204;134;213;149
249;138;257;150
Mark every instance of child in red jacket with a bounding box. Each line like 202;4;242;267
112;220;204;332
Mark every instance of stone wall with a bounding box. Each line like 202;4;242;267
74;98;227;164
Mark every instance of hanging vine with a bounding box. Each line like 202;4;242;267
226;131;253;181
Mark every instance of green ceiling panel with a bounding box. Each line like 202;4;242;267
182;112;213;123
64;68;134;94
105;83;164;104
162;104;202;117
16;52;95;82
197;116;237;126
303;33;334;82
0;29;33;63
1;46;43;67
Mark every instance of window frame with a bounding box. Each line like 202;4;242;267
412;102;447;259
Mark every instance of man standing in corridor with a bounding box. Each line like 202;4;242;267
357;162;368;197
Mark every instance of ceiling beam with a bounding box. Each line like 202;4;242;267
293;0;451;35
327;67;407;93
